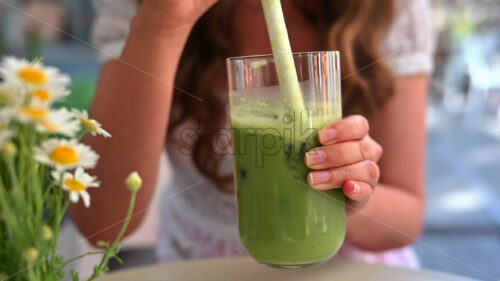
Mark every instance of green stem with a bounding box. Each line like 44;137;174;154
63;251;107;266
88;191;137;281
31;162;44;226
27;267;37;281
6;160;18;190
113;192;137;243
77;130;88;141
0;175;20;234
42;181;54;200
52;199;69;249
25;128;43;225
49;171;67;251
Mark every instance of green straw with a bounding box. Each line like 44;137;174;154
261;0;305;113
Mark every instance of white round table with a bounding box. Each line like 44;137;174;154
98;257;475;281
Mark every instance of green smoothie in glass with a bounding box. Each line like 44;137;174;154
231;106;345;267
227;51;345;268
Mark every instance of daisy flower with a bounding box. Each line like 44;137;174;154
51;167;99;208
0;83;24;107
0;56;70;88
36;108;81;137
71;109;111;138
17;102;49;123
34;138;99;170
30;87;69;104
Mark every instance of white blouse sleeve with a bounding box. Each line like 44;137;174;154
91;0;139;63
380;0;436;76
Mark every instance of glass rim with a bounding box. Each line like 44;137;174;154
226;50;340;62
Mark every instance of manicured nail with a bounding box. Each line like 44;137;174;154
319;129;337;143
352;183;361;193
346;182;361;194
305;150;326;165
308;171;331;185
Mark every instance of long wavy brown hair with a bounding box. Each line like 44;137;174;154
170;0;395;191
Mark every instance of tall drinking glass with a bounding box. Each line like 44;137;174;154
227;51;346;268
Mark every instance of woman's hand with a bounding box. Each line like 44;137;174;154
305;115;383;214
137;0;219;32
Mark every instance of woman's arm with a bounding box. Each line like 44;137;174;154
68;2;215;245
346;74;428;251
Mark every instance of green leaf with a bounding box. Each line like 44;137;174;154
96;241;109;248
114;255;124;264
70;270;80;281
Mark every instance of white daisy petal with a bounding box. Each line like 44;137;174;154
74;144;99;169
82;172;100;188
50;171;61;182
89;181;100;188
75;167;84;178
96;127;111;138
69;191;79;203
33;146;50;164
79;170;92;182
71;109;89;119
80;191;91;208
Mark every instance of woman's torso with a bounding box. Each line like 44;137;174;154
92;0;434;268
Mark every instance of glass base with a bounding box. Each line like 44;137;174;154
263;260;326;269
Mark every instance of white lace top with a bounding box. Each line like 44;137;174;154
92;0;434;267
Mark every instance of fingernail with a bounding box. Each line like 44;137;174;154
349;182;361;193
319;129;337;143
305;150;326;165
308;171;331;185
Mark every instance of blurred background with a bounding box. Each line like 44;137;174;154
1;0;500;280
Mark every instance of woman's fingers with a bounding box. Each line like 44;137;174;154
307;160;380;190
318;115;369;145
344;180;372;204
343;180;373;212
309;115;377;213
305;136;382;169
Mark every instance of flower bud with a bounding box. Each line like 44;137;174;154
1;141;17;160
22;247;39;264
42;225;53;240
125;171;142;192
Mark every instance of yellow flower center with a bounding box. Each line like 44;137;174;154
50;146;79;165
65;178;86;191
33;89;52;102
18;67;48;85
81;118;99;131
20;107;49;121
42;120;59;132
